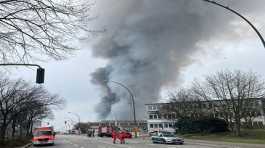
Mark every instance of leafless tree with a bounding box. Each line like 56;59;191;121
194;70;265;136
0;75;64;140
191;80;235;131
161;88;208;120
0;0;91;62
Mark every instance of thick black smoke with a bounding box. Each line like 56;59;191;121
91;67;120;118
90;0;265;119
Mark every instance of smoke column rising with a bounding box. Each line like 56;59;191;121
91;67;120;118
90;0;265;119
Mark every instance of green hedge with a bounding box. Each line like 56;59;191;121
176;118;229;134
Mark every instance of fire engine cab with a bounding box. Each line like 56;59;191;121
32;127;55;146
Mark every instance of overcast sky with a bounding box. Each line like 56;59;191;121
2;0;265;131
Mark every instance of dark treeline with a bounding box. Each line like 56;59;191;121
0;75;64;141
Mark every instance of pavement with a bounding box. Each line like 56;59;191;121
30;135;265;148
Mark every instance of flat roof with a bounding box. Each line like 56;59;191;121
145;98;265;106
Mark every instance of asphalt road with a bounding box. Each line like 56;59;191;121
31;135;265;148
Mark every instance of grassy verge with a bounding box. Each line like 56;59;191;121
0;137;31;148
181;129;265;144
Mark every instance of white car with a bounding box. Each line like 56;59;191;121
151;131;184;145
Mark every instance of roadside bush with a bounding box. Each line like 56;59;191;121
176;118;229;134
0;138;30;148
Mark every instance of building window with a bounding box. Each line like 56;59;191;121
148;105;152;110
154;114;158;119
154;124;158;128
164;123;168;128
150;124;153;128
169;123;172;128
172;114;176;119
149;115;153;119
159;124;163;128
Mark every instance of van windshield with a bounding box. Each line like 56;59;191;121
33;130;52;136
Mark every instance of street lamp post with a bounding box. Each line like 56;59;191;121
202;0;265;49
68;112;81;134
108;81;136;124
107;80;137;137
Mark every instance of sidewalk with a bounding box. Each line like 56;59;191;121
185;139;265;148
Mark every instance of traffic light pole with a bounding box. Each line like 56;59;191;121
0;63;45;84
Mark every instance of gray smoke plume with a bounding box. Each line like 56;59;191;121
91;67;120;118
90;0;265;119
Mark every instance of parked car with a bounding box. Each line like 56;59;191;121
151;131;184;145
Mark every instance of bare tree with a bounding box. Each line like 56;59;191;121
191;80;235;131
0;76;64;140
195;70;265;136
0;78;28;140
0;0;91;62
161;89;208;120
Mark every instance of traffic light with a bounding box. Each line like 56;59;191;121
36;68;45;84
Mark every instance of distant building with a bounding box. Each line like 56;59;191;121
145;103;177;133
145;98;265;133
87;120;147;132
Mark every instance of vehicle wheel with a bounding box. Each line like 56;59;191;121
161;139;166;144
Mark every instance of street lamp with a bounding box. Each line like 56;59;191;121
107;80;136;124
107;80;138;137
202;0;265;49
68;112;81;134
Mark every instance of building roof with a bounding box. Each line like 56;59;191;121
145;98;265;106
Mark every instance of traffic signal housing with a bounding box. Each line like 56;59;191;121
36;68;45;84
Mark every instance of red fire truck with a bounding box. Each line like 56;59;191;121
98;126;113;137
32;127;55;146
